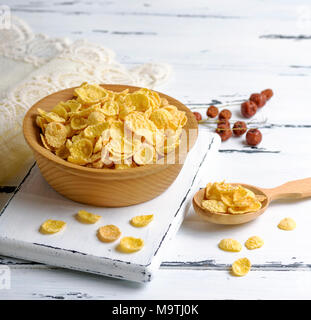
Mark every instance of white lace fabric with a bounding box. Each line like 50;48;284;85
0;16;172;184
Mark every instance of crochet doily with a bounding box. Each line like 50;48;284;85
0;16;172;184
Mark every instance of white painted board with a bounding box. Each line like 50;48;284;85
0;131;220;283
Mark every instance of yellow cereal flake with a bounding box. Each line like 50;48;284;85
228;200;261;214
70;117;88;130
204;183;212;199
218;238;242;252
118;237;144;253
245;236;264;250
84;122;109;138
256;194;267;202
201;200;227;213
52;104;68;120
74;83;108;105
202;182;262;215
39;219;66;234
278;217;296;231
35;82;187;170
40;133;52;150
45;122;67;148
55;144;70;159
70;138;93;159
37;108;66;123
36;116;47;132
76;210;101;224
88;111;106;125
133;144;156;165
101;101;119;116
130;215;154;227
97;225;121;242
231;258;251;277
115;164;132;170
67;155;89;165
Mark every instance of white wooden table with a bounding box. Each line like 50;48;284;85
1;0;311;299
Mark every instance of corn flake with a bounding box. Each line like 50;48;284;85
201;200;227;213
84;122;109;138
45;122;67;148
130;214;154;227
202;182;262;215
278;217;296;231
74;83;108;105
36;82;187;170
76;210;101;224
231;258;251;277
70;138;93;159
40;219;66;234
245;236;264;250
38;108;66;123
218;238;242;252
118;236;144;253
97;225;121;242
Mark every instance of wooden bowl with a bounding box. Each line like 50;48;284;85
23;84;198;207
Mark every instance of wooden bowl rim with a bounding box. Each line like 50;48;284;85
23;84;198;177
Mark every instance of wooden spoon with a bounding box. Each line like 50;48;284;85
193;178;311;225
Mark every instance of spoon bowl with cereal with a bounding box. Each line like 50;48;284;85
193;179;311;225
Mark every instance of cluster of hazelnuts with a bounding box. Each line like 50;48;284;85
192;88;273;146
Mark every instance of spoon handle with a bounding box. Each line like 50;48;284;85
261;178;311;201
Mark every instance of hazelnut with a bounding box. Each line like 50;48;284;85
233;121;247;136
261;89;273;100
216;124;232;142
250;93;266;108
206;105;219;118
192;112;202;122
217;119;230;128
241;101;257;118
218;109;232;120
246;129;262;146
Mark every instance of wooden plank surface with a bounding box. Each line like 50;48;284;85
1;0;311;299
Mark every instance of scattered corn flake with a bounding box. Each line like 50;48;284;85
130;214;154;228
97;225;121;242
76;210;101;224
218;238;242;252
245;236;264;250
231;258;251;277
278;217;296;231
118;236;144;253
39;219;66;235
